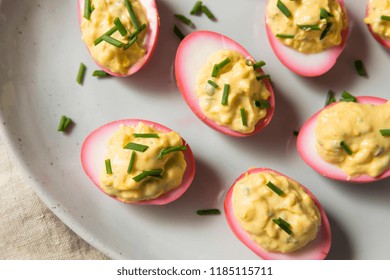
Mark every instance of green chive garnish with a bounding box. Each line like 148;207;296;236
240;108;247;126
320;22;333;40
94;26;118;45
272;217;292;235
381;15;390;21
196;209;221;215
207;80;218;88
293;130;299;136
380;129;390;136
101;35;125;48
354;60;367;77
129;23;147;40
92;70;110;77
221;84;230;105
325;90;336;106
124;36;138;50
133;169;163;182
255;100;270;109
340;90;357;102
201;5;216;20
125;0;139;29
157;145;187;159
297;24;321;31
127;151;135;174
266;181;285;196
340;141;353;155
253;61;266;70
76;63;86;85
57;115;72;132
123;142;149;152
217;58;231;69
175;14;193;26
276;33;295;39
256;74;271;81
133;133;159;138
190;1;203;15
84;0;92;20
320;8;334;19
277;0;291;18
211;64;220;77
113;17;128;36
174;24;185;40
105;159;113;174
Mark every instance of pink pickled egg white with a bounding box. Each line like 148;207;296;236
77;0;160;77
265;0;349;77
297;96;390;183
224;168;331;260
365;2;390;50
80;119;195;205
175;30;275;137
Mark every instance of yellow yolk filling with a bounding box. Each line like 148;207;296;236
365;0;390;40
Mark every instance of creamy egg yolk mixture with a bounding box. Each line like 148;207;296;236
232;171;321;253
195;50;271;134
266;0;347;53
365;0;390;39
81;0;148;74
315;101;390;178
99;123;187;202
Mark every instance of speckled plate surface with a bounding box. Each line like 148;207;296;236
0;0;389;259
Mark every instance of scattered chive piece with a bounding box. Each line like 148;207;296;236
221;84;230;105
240;108;248;127
196;209;221;215
84;0;92;20
157;145;187;159
129;23;147;40
76;63;86;85
127;151;135;174
340;141;353;155
124;36;138;50
207;80;219;88
201;5;216;20
266;181;285;196
123;142;149;152
63;117;72;131
276;33;295;39
320;22;333;40
354;60;367;77
133;133;159;138
113;17;128;36
320;8;334;19
381;15;390;21
255;100;270;109
256;74;271;81
175;14;193;26
277;0;291;18
125;0;139;29
293;130;299;136
253;61;266;70
245;59;254;66
92;70;110;77
101;34;125;48
173;24;185;40
105;159;113;175
217;58;231;69
190;1;203;15
272;217;292;235
94;26;118;45
211;64;220;77
325;90;336;106
57;115;72;132
133;169;163;182
380;129;390;136
340;90;357;102
297;24;321;30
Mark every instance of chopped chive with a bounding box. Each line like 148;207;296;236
253;61;266;70
129;23;147;40
245;59;254;66
256;74;271;81
157;145;187;159
320;8;334;19
84;0;92;20
340;90;357;102
133;133;159;138
63;117;72;131
272;217;292;235
320;22;333;40
381;15;390;21
127;151;135;174
196;209;221;215
94;26;118;45
240;108;247;127
380;129;390;136
211;64;220;77
297;24;321;31
105;159;113;175
201;5;216;20
175;14;193;26
92;70;110;77
133;169;163;182
114;17;128;36
293;130;299;136
207;80;218;88
217;58;231;69
57;115;68;132
325;90;336;106
266;181;285;196
340;141;353;155
125;0;139;29
354;60;367;77
101;35;125;48
76;63;86;85
173;24;185;40
124;36;138;50
221;84;230;106
276;33;295;39
190;1;203;15
123;142;149;152
277;0;291;18
255;100;270;109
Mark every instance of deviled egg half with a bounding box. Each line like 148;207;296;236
175;31;275;137
224;168;331;260
364;0;390;49
78;0;159;76
81;119;195;204
265;0;349;76
297;96;390;182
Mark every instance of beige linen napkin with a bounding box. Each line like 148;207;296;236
0;136;107;259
